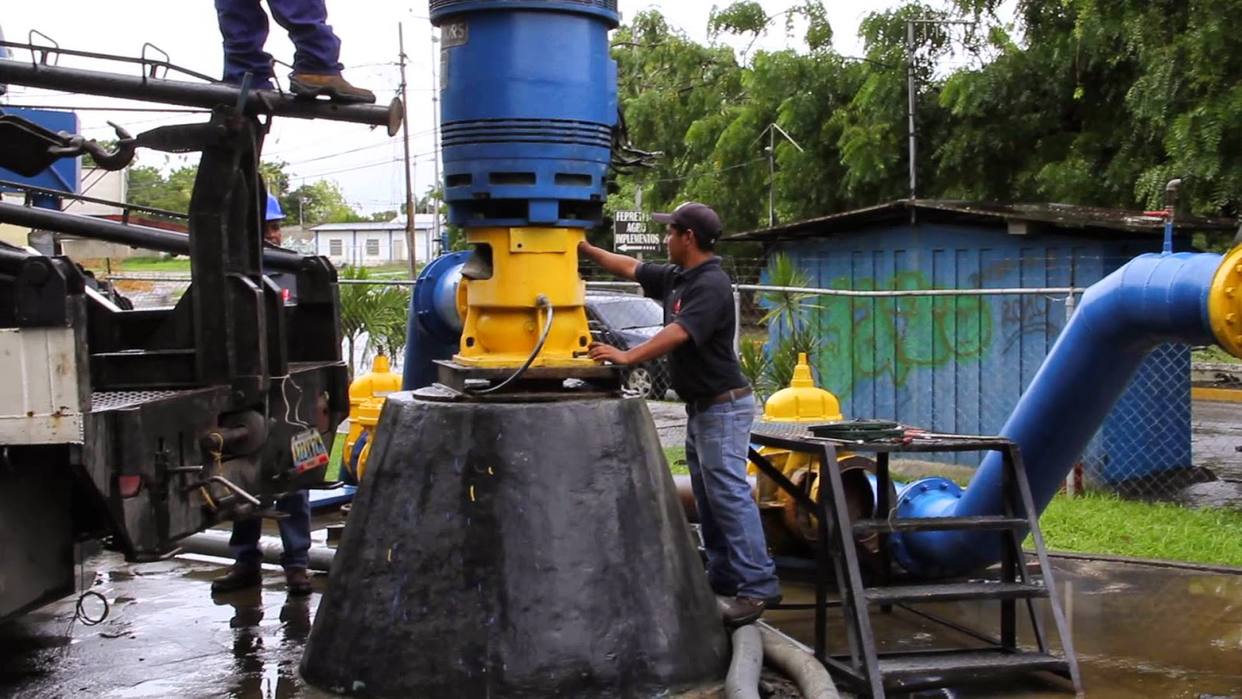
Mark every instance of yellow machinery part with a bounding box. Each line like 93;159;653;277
343;356;402;476
454;227;595;368
746;353;879;559
1209;245;1242;359
350;396;385;482
762;353;843;423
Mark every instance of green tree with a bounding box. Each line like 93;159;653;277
283;180;365;226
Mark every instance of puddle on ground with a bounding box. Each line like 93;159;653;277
768;557;1242;697
1;545;1239;697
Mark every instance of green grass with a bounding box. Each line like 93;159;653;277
1034;492;1242;567
119;256;192;273
664;446;687;475
1193;346;1242;365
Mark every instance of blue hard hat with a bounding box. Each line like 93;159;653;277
265;194;286;222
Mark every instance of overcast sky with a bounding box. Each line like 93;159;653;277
0;1;986;217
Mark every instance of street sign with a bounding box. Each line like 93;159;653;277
612;210;661;254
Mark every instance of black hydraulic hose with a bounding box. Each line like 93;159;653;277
0;202;305;272
469;295;554;395
725;624;763;699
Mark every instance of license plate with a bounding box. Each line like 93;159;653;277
290;429;329;475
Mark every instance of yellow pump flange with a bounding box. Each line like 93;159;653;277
454;227;595;368
1209;245;1242;359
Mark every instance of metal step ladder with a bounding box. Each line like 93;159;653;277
748;429;1083;697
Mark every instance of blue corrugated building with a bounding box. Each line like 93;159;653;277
736;200;1235;484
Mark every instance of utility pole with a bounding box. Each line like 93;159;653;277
757;123;805;228
398;23;418;276
905;17;974;210
430;33;443;259
906;19;917;205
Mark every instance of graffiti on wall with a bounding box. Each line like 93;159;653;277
810;271;994;392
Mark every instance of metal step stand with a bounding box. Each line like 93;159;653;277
748;428;1082;697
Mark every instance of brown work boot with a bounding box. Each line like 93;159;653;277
290;73;376;104
285;567;312;596
211;563;262;594
717;595;772;627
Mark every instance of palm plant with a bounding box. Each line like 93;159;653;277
337;266;412;378
757;253;822;390
738;337;774;401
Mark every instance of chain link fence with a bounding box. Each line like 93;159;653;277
105;256;1237;505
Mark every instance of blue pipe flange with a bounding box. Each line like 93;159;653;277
888;477;963;578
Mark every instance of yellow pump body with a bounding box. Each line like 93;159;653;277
454;227;595;368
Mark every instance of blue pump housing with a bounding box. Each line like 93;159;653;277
403;251;471;390
430;0;619;228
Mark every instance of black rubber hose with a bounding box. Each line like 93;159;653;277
725;624;763;699
469;294;554;395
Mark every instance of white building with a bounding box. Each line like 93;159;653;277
311;214;442;267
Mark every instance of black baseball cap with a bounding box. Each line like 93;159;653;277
652;202;723;244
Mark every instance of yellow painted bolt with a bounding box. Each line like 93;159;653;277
1230;313;1240;325
1228;287;1237;297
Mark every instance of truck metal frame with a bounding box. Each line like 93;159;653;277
0;42;399;619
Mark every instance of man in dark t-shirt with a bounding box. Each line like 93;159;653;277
578;202;780;626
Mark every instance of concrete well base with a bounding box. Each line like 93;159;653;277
301;391;728;697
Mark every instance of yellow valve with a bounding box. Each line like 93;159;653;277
352;397;385;482
761;353;843;423
1209;246;1242;359
454;227;594;368
348;354;402;405
343;355;403;475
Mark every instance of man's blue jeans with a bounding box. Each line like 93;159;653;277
214;0;344;88
685;394;780;599
230;491;311;570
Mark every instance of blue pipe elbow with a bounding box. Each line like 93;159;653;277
402;251;470;390
894;252;1223;578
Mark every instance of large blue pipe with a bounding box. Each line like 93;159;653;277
893;252;1225;578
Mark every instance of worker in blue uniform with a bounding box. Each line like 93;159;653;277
212;195;313;596
213;0;375;103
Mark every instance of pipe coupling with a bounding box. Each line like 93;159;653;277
1209;246;1242;359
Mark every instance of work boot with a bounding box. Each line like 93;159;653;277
285;567;312;596
717;594;781;627
290;73;376;104
211;563;262;594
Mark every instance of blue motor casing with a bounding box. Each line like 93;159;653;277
430;0;620;228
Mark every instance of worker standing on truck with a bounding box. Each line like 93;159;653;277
212;195;312;596
213;0;375;103
578;202;781;626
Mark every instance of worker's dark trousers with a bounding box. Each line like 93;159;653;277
214;0;343;88
229;491;312;570
685;393;781;600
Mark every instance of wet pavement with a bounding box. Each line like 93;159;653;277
1;532;1239;698
1188;400;1242;509
768;557;1242;698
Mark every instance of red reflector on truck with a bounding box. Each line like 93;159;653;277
118;475;143;498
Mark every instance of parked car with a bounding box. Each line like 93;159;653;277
585;291;674;400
